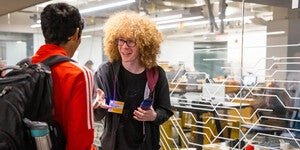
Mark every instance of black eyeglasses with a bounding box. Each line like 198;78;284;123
116;38;136;47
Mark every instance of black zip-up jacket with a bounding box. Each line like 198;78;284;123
94;61;173;150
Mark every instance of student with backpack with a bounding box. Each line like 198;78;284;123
31;3;97;150
93;11;174;150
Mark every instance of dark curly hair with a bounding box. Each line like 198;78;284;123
41;3;84;45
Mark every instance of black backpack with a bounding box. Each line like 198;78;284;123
0;55;71;150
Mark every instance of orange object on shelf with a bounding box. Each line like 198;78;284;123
225;80;240;93
245;144;254;150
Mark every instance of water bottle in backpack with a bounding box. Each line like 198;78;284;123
24;118;52;150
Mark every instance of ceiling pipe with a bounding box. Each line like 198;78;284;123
219;0;227;34
205;0;218;32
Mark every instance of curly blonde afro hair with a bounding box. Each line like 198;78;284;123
103;10;163;68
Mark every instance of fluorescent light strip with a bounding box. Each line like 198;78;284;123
81;35;92;38
157;20;209;30
83;26;103;32
157;24;178;30
30;24;41;28
152;14;182;22
167;28;281;39
156;16;204;25
167;32;203;38
80;0;135;14
16;41;24;44
266;31;285;35
222;16;255;22
292;0;299;9
157;16;254;30
82;16;254;31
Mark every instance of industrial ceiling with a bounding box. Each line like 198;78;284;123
0;0;296;40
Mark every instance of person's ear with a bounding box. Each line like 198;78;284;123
68;28;80;41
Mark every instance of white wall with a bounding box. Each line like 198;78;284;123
226;30;267;82
160;40;194;70
6;41;27;65
75;36;103;70
34;33;103;71
33;33;44;53
243;32;267;79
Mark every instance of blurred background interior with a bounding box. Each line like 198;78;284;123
1;0;300;149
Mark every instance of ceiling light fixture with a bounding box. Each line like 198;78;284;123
292;0;299;9
81;35;92;38
167;32;204;38
152;14;182;22
157;20;209;30
80;0;136;14
16;41;24;44
156;16;204;25
157;16;254;30
30;24;41;28
223;16;254;22
266;31;285;35
83;26;104;33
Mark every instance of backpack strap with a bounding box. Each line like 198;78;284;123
16;55;73;68
146;67;158;99
42;55;74;67
142;67;159;139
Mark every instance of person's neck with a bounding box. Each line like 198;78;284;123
122;61;145;74
59;43;72;57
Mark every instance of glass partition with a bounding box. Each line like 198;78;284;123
0;0;299;149
163;1;300;150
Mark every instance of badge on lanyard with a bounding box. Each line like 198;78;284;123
108;100;124;114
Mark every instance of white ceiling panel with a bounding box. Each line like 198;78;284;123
0;0;49;16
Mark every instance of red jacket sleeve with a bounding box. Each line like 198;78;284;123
52;63;96;150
